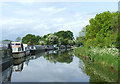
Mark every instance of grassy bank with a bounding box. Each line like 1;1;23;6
74;47;119;71
74;47;119;82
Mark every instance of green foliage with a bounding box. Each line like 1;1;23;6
40;30;74;46
54;30;74;46
54;30;74;40
44;50;73;63
22;34;41;45
15;37;21;42
74;47;118;82
76;11;118;48
74;47;118;71
3;39;13;42
45;34;59;45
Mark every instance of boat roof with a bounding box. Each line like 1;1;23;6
11;42;22;44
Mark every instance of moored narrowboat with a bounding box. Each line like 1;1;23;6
23;44;30;56
11;42;25;59
29;45;45;55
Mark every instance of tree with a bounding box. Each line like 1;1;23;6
45;34;59;45
22;34;41;45
39;41;46;45
68;40;74;46
3;39;13;42
77;11;118;48
54;30;74;47
15;37;21;42
54;30;74;40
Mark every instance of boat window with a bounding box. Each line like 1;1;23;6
13;48;17;52
16;44;21;45
18;47;22;51
31;46;33;49
25;47;27;50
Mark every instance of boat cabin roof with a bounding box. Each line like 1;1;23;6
11;42;22;44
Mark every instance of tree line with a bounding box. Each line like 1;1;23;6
20;30;75;46
76;11;119;48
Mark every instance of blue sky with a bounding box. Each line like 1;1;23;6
1;2;118;41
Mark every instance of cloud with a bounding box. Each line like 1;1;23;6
52;17;65;23
2;2;114;41
2;11;95;40
39;7;66;14
2;18;34;25
13;10;37;16
33;24;50;30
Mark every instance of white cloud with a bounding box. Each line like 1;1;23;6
34;24;50;30
2;18;34;25
39;7;66;14
13;10;37;16
52;18;65;23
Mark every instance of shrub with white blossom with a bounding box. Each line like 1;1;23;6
90;46;119;57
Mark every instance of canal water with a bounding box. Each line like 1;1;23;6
2;49;118;82
3;49;90;82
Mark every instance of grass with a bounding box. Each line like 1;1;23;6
74;47;119;82
74;47;119;71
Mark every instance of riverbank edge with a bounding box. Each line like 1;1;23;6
74;47;119;82
73;47;118;71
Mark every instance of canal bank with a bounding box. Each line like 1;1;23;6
74;47;119;82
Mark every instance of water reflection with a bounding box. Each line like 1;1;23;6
77;56;118;82
44;50;74;64
2;49;117;82
10;50;89;82
2;65;13;83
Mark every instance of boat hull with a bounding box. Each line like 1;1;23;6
12;52;25;59
13;57;26;65
30;49;45;55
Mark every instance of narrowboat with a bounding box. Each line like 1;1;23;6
45;45;54;51
13;57;26;65
11;42;25;59
23;44;30;56
29;45;45;55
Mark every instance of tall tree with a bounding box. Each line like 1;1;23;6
22;34;41;45
15;37;21;42
77;11;118;48
45;34;59;45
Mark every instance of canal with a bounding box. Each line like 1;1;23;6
2;49;118;82
2;49;90;82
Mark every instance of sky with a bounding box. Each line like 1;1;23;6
1;1;118;41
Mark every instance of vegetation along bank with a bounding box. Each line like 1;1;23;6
74;11;119;74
